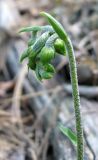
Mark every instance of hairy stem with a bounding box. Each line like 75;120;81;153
65;37;84;160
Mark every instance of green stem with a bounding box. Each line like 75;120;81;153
65;37;84;160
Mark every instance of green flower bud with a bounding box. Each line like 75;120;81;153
40;71;53;79
28;63;36;70
28;47;37;59
28;49;37;70
54;38;66;55
44;64;55;73
35;62;54;80
28;57;36;70
40;47;55;63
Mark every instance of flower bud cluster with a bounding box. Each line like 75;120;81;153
20;25;66;80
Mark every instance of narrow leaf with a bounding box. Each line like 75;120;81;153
40;12;67;41
19;25;54;33
35;64;42;81
30;32;49;55
19;26;42;33
20;49;28;63
59;124;77;146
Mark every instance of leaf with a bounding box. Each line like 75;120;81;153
19;49;28;63
30;32;49;56
35;63;42;81
28;31;37;46
45;33;58;47
19;26;42;33
59;124;77;146
40;12;67;41
19;25;54;33
28;38;36;47
41;25;54;33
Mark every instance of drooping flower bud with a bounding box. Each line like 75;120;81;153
44;64;55;73
54;38;66;55
28;47;37;59
28;58;36;70
40;71;53;79
40;47;55;63
35;62;54;80
28;49;37;70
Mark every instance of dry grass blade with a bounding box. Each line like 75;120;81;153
1;85;62;105
11;64;27;125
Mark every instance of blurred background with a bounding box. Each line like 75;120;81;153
0;0;98;159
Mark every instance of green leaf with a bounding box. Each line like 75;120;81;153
41;25;54;33
19;49;28;63
28;38;36;47
19;26;42;33
45;33;58;47
40;12;67;41
35;63;42;81
30;32;49;57
28;31;37;46
59;124;77;146
19;25;54;33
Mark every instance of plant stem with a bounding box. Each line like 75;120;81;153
65;37;84;160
